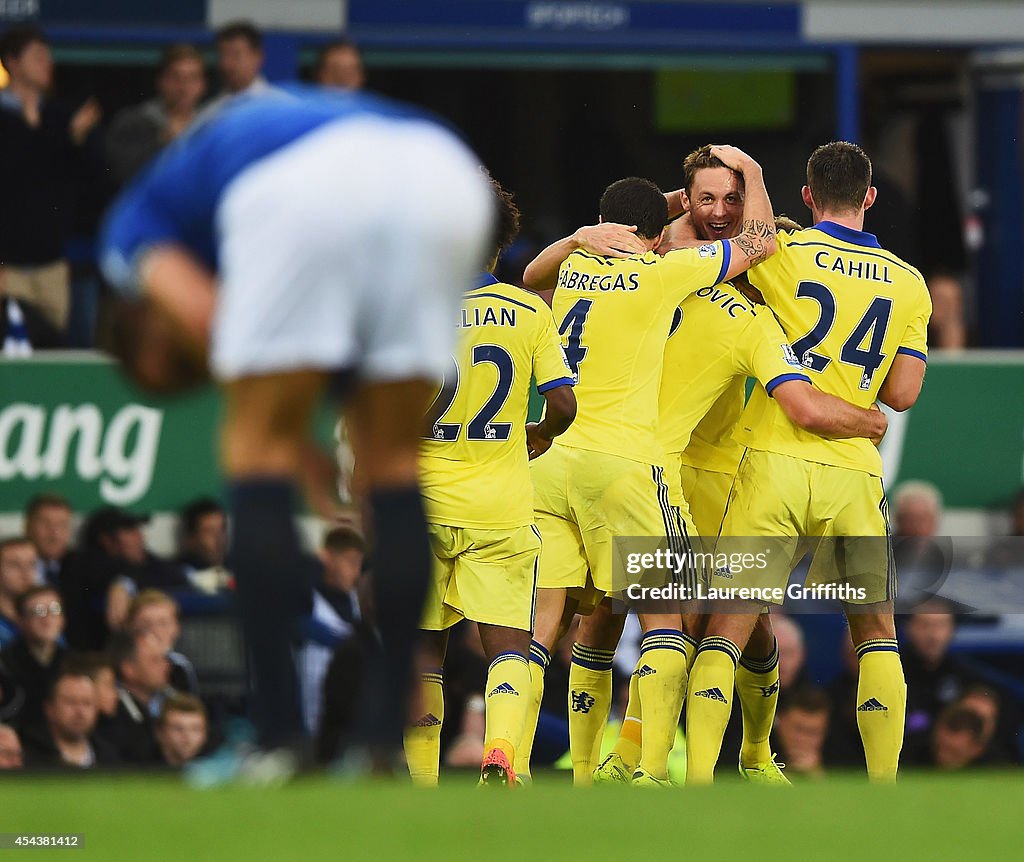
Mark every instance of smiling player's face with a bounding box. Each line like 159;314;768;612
684;166;744;243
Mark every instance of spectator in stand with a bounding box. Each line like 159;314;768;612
64;507;190;646
892;480;949;608
0;585;66;731
24;493;73;589
0;538;38;648
901;597;972;760
0;722;22;769
313;39;365;91
176;497;231;593
105;43;206;186
0;26;102;339
109;632;174;763
155;692;208;768
926;271;967;350
66;652;119;750
125;590;198;696
773;686;831;779
21;669;118;769
299;527;364;735
931;704;987;771
194;21;278;124
958;684;1021;765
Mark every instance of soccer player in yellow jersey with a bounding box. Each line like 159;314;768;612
686;142;931;785
404;179;576;787
592;150;885;786
516;146;777;786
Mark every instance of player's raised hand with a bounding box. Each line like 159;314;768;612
572;223;646;258
526;422;553;460
709;144;760;174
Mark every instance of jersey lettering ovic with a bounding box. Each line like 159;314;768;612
552;245;730;465
658;282;808;465
740;222;932;475
420;276;573;529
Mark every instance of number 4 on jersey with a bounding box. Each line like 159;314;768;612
558;298;593;381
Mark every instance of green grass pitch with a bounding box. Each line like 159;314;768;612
1;771;1020;861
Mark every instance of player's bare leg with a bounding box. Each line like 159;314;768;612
845;601;905;783
477;623;533;786
220;370;327;766
346;378;439;765
405;629;449;786
569;599;626;785
685;601;761;784
516;587;577;780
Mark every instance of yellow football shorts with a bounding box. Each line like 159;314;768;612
676;458;735;541
531;443;691;612
421;523;542;632
713;448;894;605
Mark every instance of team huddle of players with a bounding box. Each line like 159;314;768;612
405;141;932;788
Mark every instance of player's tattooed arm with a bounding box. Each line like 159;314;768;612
733;218;776;266
522;224;646;292
709;145;778;282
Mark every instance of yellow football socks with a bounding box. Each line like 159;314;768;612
685;636;742;785
483;651;532;768
635;629;690;781
568;643;615;785
404;668;444;787
855;639;906;783
514;641;550;779
736;638;780;768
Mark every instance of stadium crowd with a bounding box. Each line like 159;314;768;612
0;486;1020;774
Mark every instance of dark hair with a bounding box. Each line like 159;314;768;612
180;497;225;537
46;668;93;702
682;144;741;195
108;632;140;672
314;38;360;75
936;704;985;741
62;651;115;681
15;584;59;618
0;26;47;65
323;526;365;555
0;536;33;562
158;43;204;76
806;141;872;214
25;492;72;520
599;177;667;241
779;685;831;715
488;173;521;263
215;20;263;51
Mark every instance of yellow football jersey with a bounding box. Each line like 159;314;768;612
677;382;745;476
739;222;932;475
419;276;574;529
657;282;809;467
552;244;731;465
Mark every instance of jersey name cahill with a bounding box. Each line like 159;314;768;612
419;276;573;530
739;222;932;475
552;244;731;466
658;282;809;470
